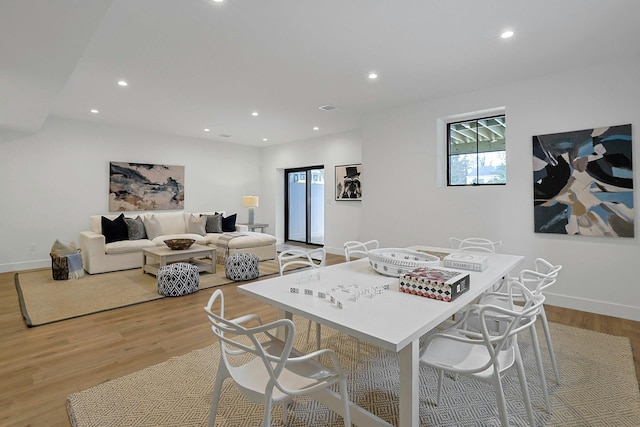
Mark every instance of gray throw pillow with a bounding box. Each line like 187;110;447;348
143;215;164;240
187;214;207;236
205;214;223;233
124;216;148;240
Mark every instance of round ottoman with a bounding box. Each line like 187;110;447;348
225;253;260;281
157;262;200;296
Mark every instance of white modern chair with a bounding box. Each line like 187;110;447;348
277;247;326;349
419;281;543;427
204;289;351;427
481;258;563;385
278;247;326;275
343;240;380;360
449;237;503;253
343;239;379;261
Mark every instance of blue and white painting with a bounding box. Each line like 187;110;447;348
109;161;185;211
533;124;633;237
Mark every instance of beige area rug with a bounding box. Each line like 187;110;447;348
15;260;283;327
67;319;640;427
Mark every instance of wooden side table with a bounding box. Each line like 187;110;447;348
238;223;269;233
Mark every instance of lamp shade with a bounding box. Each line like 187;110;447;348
242;195;259;208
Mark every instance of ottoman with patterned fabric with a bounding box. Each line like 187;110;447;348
157;262;200;296
225;253;260;281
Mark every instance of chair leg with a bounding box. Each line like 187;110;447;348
529;324;552;413
339;378;351;427
356;338;362;361
514;345;536;427
306;319;312;342
492;372;510;427
436;370;444;406
262;391;274;427
315;323;322;350
208;370;226;427
540;308;561;384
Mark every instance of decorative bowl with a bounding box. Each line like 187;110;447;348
368;248;440;277
164;239;196;250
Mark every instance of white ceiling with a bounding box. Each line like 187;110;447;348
3;0;640;146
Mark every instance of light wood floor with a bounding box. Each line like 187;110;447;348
1;254;639;426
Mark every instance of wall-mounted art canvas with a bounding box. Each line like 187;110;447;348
335;164;362;201
533;124;633;237
109;161;185;211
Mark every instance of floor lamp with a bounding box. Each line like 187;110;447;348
242;195;259;225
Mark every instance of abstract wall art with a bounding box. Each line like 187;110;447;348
109;161;185;211
533;124;633;237
335;163;362;201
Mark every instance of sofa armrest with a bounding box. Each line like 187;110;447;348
79;231;106;256
235;224;249;232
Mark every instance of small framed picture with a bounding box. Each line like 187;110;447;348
335;163;362;201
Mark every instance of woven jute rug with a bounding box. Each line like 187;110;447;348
15;260;284;327
67;319;640;426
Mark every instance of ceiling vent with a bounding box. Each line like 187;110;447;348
318;105;337;111
219;134;232;138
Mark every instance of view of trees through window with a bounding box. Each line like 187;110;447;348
447;115;506;186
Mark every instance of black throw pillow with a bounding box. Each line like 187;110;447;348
102;214;129;244
221;213;237;232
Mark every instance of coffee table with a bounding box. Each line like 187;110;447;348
142;244;216;276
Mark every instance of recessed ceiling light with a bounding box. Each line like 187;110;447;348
117;80;128;87
90;109;99;114
262;138;268;142
501;30;514;39
212;0;224;3
368;72;378;80
318;105;337;111
313;126;319;131
251;111;259;116
204;128;211;132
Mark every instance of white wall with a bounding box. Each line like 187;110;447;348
360;57;640;321
260;131;363;254
0;117;261;272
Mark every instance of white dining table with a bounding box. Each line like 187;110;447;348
238;245;524;427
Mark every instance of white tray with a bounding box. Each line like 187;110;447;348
368;248;440;277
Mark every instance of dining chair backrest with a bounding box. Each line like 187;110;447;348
512;258;562;298
203;289;352;427
277;248;326;276
343;240;379;261
204;289;295;387
455;281;544;374
449;237;502;253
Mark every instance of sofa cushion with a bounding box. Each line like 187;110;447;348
124;216;147;240
156;211;187;234
105;239;155;254
143;215;164;240
186;214;207;236
204;213;223;233
102;214;129;244
221;213;237;232
205;232;276;248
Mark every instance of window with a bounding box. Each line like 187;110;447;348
447;115;506;186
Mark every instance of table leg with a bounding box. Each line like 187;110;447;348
398;340;419;427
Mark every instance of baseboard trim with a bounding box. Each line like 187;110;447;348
545;291;640;322
0;259;49;273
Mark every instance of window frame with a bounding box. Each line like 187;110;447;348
446;114;506;187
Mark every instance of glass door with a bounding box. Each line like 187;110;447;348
285;166;324;245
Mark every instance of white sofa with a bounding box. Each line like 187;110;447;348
79;211;277;274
